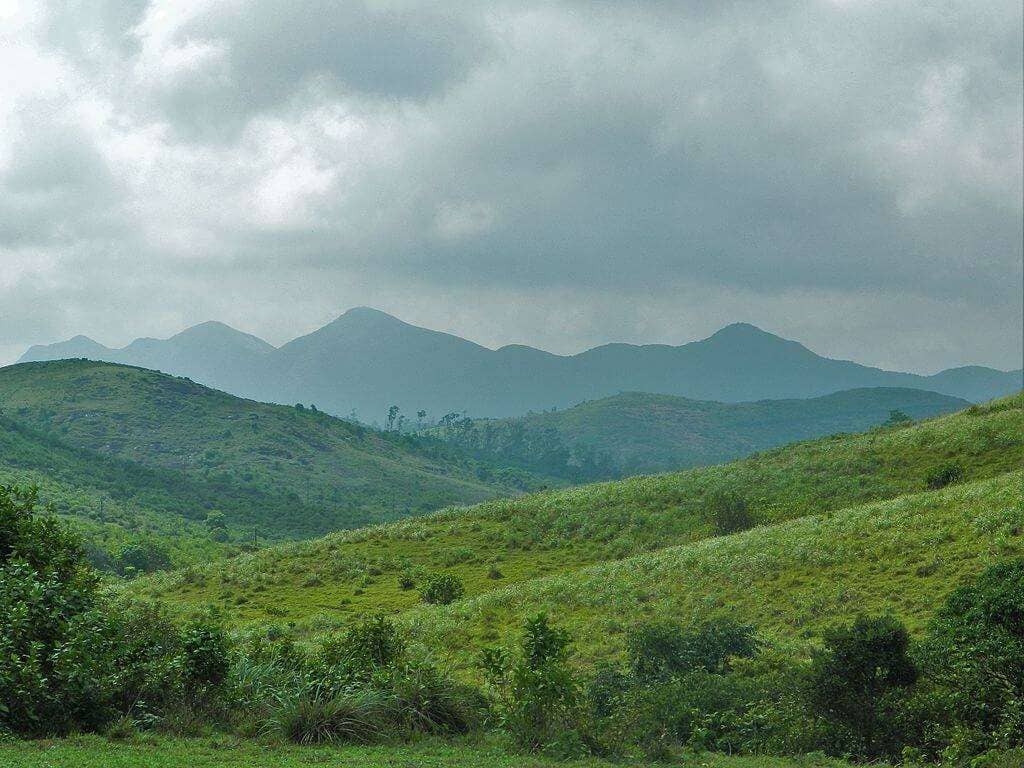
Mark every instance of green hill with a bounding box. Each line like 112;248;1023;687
127;394;1023;629
410;471;1022;671
0;414;233;570
431;387;970;479
0;360;537;540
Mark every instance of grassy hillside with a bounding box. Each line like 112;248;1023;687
127;394;1023;626
408;471;1022;671
0;414;235;570
432;387;970;479
0;360;538;539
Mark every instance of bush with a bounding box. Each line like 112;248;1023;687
319;615;406;674
918;559;1024;756
420;573;465;605
390;659;482;734
925;463;964;490
273;689;392;744
182;614;230;691
627;618;758;683
707;492;756;535
809;614;918;759
482;613;582;753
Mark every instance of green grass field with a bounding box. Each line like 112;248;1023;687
406;472;1022;671
125;394;1023;629
0;735;867;768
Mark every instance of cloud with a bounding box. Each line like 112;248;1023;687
0;0;1020;373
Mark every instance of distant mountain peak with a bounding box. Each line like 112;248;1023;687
705;322;778;342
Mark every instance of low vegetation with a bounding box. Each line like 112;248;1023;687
3;481;1021;764
126;393;1022;625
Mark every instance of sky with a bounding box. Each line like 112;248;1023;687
1;0;1021;374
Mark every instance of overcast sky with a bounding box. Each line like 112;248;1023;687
1;0;1021;373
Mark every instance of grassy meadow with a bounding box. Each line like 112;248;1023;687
125;393;1023;628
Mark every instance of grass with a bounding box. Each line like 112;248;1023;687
0;359;536;541
124;393;1023;626
0;734;867;768
405;471;1023;672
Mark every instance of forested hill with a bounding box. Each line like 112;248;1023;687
428;387;971;480
21;307;1022;419
0;360;535;540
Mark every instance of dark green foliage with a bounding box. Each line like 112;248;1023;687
420;573;465;605
885;409;913;426
482;614;583;754
627;618;759;682
918;559;1024;756
708;492;756;536
274;690;392;744
809;615;918;759
390;660;481;734
926;462;965;489
320;616;407;673
116;539;173;576
0;485;196;735
182;615;230;690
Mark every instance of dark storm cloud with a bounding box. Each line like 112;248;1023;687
0;0;1020;373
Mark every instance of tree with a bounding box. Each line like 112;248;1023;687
387;405;400;431
481;614;581;751
809;615;917;758
920;559;1024;752
627;618;758;682
708;491;756;536
420;573;465;605
884;409;912;426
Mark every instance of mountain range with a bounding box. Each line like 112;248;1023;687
20;307;1022;420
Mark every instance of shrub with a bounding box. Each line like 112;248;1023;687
420;573;465;605
116;539;173;576
182;614;230;691
273;689;392;744
482;613;583;753
925;463;964;490
918;559;1024;756
707;491;756;535
627;618;758;682
319;615;406;673
390;659;482;734
809;614;918;759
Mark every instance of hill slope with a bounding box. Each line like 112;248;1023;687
128;394;1023;627
22;308;1022;418
433;388;970;479
0;414;233;569
410;470;1023;671
0;360;528;539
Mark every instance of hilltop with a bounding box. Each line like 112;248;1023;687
127;393;1024;629
22;308;1022;419
430;387;970;479
0;360;535;540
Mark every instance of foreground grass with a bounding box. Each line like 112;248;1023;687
127;394;1023;627
0;735;864;768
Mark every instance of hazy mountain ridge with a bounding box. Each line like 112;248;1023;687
21;308;1022;419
